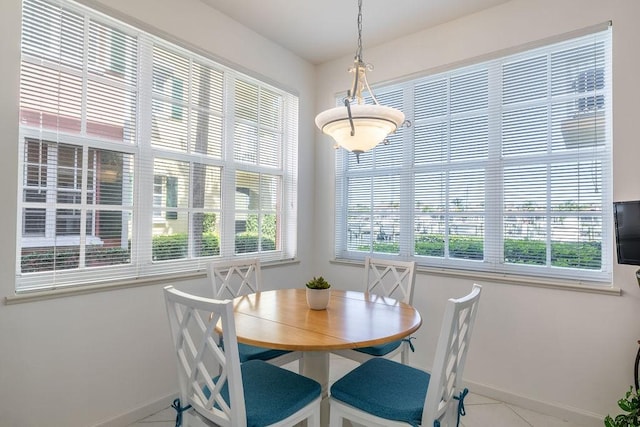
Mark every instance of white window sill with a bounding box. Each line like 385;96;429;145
330;259;621;296
5;258;300;305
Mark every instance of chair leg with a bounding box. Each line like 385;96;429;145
445;403;458;427
329;406;343;427
401;342;409;365
308;407;321;427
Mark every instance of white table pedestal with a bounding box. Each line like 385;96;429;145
301;351;330;426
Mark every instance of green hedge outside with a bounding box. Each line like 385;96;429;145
152;233;220;261
21;246;130;273
235;232;276;253
21;232;276;272
359;235;601;269
152;232;275;261
21;234;600;273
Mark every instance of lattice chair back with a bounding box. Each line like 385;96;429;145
164;285;245;426
208;258;262;299
364;257;416;304
206;259;302;367
423;284;482;427
331;257;418;364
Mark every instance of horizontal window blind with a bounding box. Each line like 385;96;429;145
336;26;612;284
17;0;298;291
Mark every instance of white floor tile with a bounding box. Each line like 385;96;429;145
329;356;358;383
508;404;587;427
137;407;174;422
132;356;579;427
465;392;502;406
132;395;580;427
461;402;533;427
129;406;175;426
128;422;174;427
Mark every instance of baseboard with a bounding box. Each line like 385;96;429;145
92;392;177;427
464;379;604;427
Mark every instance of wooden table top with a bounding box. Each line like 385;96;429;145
231;288;422;351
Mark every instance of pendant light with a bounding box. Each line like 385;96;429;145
315;0;405;163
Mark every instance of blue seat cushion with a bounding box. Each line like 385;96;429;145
205;359;320;427
330;357;429;426
238;342;292;363
354;339;402;356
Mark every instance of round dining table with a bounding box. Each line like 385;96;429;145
230;287;423;426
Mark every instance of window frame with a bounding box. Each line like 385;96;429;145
335;27;613;286
16;0;298;292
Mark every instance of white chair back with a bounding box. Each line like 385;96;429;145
363;257;416;304
163;285;245;427
208;258;262;299
206;259;303;368
423;283;482;426
332;257;418;364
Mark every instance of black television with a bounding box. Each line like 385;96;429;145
614;200;640;266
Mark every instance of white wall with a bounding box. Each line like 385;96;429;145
2;0;639;425
314;0;640;425
0;0;317;426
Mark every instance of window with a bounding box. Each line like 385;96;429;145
336;27;612;284
17;0;298;291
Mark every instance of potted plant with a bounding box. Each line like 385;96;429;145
305;276;331;310
605;386;640;427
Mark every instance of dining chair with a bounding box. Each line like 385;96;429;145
207;258;302;367
332;257;417;364
330;283;482;427
163;285;321;427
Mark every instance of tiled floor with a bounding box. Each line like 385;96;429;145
129;355;584;427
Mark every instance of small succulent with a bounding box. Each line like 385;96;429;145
305;276;331;290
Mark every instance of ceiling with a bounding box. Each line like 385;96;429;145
199;0;511;64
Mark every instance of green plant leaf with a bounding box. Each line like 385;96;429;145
615;414;628;424
305;276;331;289
619;399;633;412
606;386;640;426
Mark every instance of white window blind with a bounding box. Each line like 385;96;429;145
17;0;298;291
336;26;612;284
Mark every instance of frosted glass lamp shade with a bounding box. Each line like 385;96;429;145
315;104;405;153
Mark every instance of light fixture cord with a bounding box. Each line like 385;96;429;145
349;0;380;106
348;0;363;102
346;0;364;138
355;0;363;62
344;0;381;157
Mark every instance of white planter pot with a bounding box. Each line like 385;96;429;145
306;288;331;310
